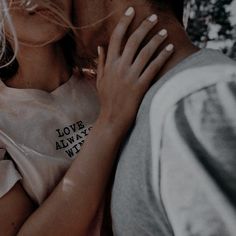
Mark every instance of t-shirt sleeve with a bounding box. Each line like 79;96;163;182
158;79;236;235
0;147;22;198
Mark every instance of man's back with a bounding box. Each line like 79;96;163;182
111;49;236;236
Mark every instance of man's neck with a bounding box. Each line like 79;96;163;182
105;3;199;78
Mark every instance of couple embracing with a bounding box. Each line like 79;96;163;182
0;0;235;235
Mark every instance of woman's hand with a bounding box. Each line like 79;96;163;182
96;7;174;133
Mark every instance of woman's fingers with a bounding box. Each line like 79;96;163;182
121;14;158;66
106;7;135;63
131;29;168;77
138;44;174;88
96;7;174;130
96;46;105;85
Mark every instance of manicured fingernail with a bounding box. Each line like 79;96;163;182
166;44;174;51
97;46;101;55
25;0;31;7
148;14;158;22
125;7;134;16
158;29;167;37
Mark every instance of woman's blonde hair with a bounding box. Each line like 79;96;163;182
0;0;18;68
0;0;76;79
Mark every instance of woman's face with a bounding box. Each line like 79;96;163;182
6;0;72;46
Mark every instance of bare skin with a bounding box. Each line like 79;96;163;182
5;44;70;91
4;0;72;91
74;0;199;80
73;0;200;233
0;4;173;236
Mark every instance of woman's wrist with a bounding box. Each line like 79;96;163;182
94;112;131;139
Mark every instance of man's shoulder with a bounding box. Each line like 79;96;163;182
149;49;235;109
157;66;236;188
151;61;236;134
171;57;236;130
177;78;236;146
149;60;236;156
150;58;236;114
154;80;236;236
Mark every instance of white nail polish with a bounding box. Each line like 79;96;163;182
148;14;158;22
166;44;174;52
158;29;167;37
125;7;134;16
97;46;101;55
25;0;31;7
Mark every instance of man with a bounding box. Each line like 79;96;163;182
74;0;236;235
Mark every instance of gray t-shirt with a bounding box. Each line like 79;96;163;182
111;49;236;236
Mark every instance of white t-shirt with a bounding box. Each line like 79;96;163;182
0;75;100;204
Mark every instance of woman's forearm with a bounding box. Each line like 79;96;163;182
18;118;125;236
16;7;174;235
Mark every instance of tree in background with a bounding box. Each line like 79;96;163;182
186;0;236;59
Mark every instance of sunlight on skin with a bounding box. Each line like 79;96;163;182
62;178;76;192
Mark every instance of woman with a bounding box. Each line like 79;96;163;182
0;0;174;235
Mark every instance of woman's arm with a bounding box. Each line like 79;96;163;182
0;7;173;236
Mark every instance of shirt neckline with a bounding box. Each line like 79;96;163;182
0;74;76;96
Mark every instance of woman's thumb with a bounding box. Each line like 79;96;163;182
97;46;105;83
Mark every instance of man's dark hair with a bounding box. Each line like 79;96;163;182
150;0;185;24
